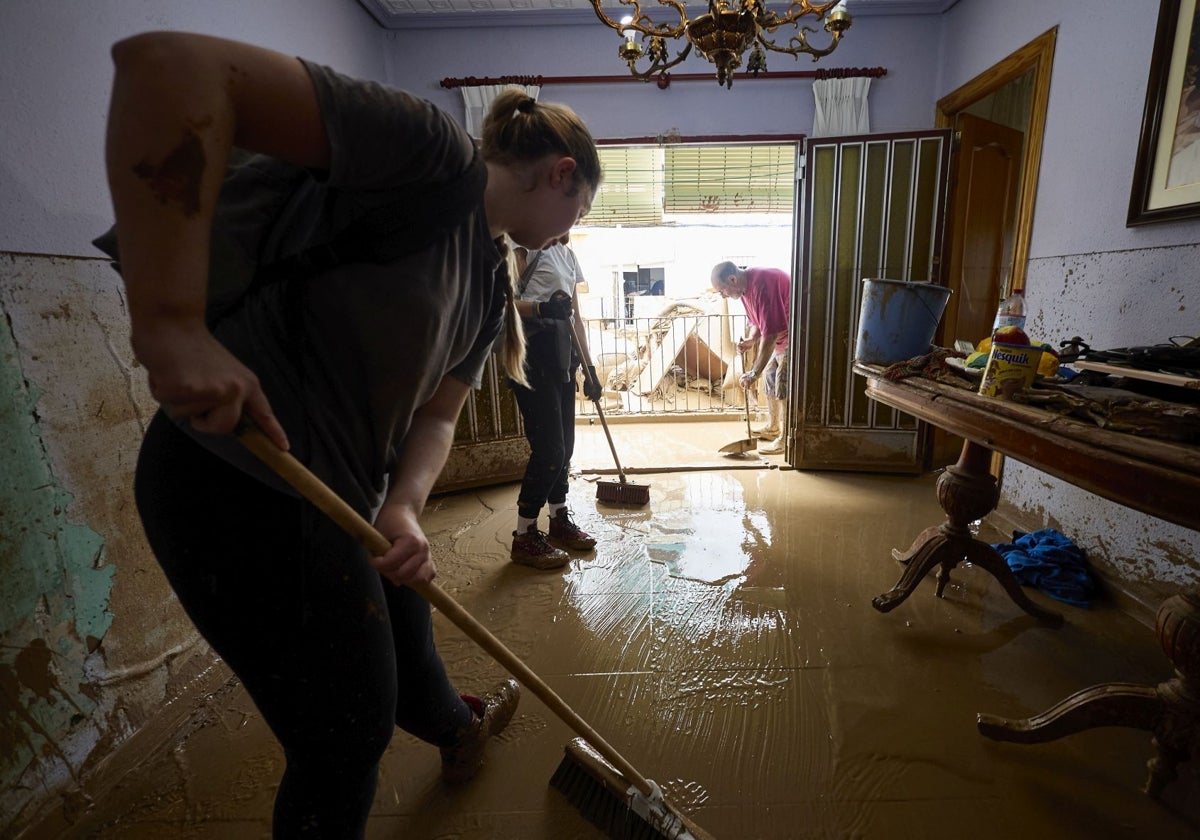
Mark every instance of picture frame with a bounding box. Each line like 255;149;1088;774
1128;0;1200;226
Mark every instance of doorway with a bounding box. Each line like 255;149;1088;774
930;27;1058;467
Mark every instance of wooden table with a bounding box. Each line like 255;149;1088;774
854;362;1200;796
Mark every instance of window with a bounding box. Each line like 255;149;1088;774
585;143;797;227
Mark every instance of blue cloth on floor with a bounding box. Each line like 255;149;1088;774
991;528;1097;607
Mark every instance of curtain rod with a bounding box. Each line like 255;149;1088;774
440;66;887;90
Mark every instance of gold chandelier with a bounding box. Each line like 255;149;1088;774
589;0;852;88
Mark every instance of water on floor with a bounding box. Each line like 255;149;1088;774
25;420;1200;839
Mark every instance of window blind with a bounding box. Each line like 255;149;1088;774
586;146;664;226
664;144;796;215
583;143;796;227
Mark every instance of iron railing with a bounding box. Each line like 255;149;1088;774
578;312;751;416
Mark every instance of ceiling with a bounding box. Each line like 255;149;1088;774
358;0;961;28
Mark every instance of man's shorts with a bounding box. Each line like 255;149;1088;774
763;348;788;400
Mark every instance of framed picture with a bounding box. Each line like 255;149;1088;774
1128;0;1200;225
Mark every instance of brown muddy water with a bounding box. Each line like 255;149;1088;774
25;420;1200;839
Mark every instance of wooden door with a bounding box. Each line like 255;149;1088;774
930;114;1024;467
939;113;1024;351
791;130;952;472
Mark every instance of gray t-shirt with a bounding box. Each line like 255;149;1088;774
186;60;506;517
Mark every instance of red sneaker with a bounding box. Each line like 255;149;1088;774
547;508;597;551
510;524;570;569
440;678;521;783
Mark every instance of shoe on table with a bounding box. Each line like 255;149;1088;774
440;678;521;783
752;425;780;440
759;437;785;455
511;524;570;569
548;507;597;551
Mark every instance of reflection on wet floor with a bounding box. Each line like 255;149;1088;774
26;420;1200;839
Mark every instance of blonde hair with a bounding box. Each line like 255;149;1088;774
499;240;528;387
480;89;602;198
482;89;600;384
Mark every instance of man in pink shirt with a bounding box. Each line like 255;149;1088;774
711;262;792;454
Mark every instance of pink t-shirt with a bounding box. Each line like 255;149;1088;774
742;267;792;352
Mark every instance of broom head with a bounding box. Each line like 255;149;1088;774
596;478;650;506
550;738;713;840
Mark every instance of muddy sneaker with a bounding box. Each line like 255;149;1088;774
759;437;785;455
440;678;521;784
752;425;780;440
511;525;570;569
548;508;597;551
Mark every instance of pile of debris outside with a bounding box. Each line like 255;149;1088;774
585;298;748;412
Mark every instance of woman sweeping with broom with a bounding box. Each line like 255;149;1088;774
508;234;604;569
101;30;600;837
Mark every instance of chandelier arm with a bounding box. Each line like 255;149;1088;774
627;40;693;82
768;0;845;23
588;0;689;38
756;27;846;61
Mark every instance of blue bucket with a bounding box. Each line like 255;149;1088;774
854;278;952;364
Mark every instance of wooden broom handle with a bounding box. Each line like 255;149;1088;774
568;329;628;484
237;425;653;796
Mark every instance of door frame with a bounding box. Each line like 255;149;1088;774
934;27;1057;478
935;27;1057;295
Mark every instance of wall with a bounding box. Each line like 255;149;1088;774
940;0;1200;616
382;12;944;140
0;1;383;833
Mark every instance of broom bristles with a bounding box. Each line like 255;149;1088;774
596;479;650;506
550;739;713;840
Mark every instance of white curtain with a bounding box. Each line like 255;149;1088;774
811;77;872;137
460;84;541;138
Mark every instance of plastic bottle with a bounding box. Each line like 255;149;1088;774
992;290;1026;333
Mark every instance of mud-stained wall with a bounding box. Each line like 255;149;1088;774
1000;247;1200;619
0;255;222;832
0;0;386;834
939;1;1200;621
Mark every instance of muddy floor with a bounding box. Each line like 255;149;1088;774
24;419;1200;839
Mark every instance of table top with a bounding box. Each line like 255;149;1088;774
853;362;1200;534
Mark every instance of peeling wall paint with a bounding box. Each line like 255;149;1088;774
0;255;219;834
996;248;1200;619
1;257;110;819
0;1;397;833
938;0;1200;637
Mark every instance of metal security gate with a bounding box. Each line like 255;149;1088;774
792;129;952;472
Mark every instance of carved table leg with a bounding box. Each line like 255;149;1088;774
873;440;1062;624
978;590;1200;797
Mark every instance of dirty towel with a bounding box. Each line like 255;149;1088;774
991;528;1097;607
880;347;973;389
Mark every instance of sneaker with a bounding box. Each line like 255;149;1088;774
760;437;785;455
548;508;597;551
511;525;570;569
440;678;521;784
752;425;780;440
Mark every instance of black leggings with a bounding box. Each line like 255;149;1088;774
134;413;472;838
511;360;577;519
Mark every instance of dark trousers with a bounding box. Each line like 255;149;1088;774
134;413;472;838
510;360;578;520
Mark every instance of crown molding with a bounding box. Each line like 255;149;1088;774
359;0;961;30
